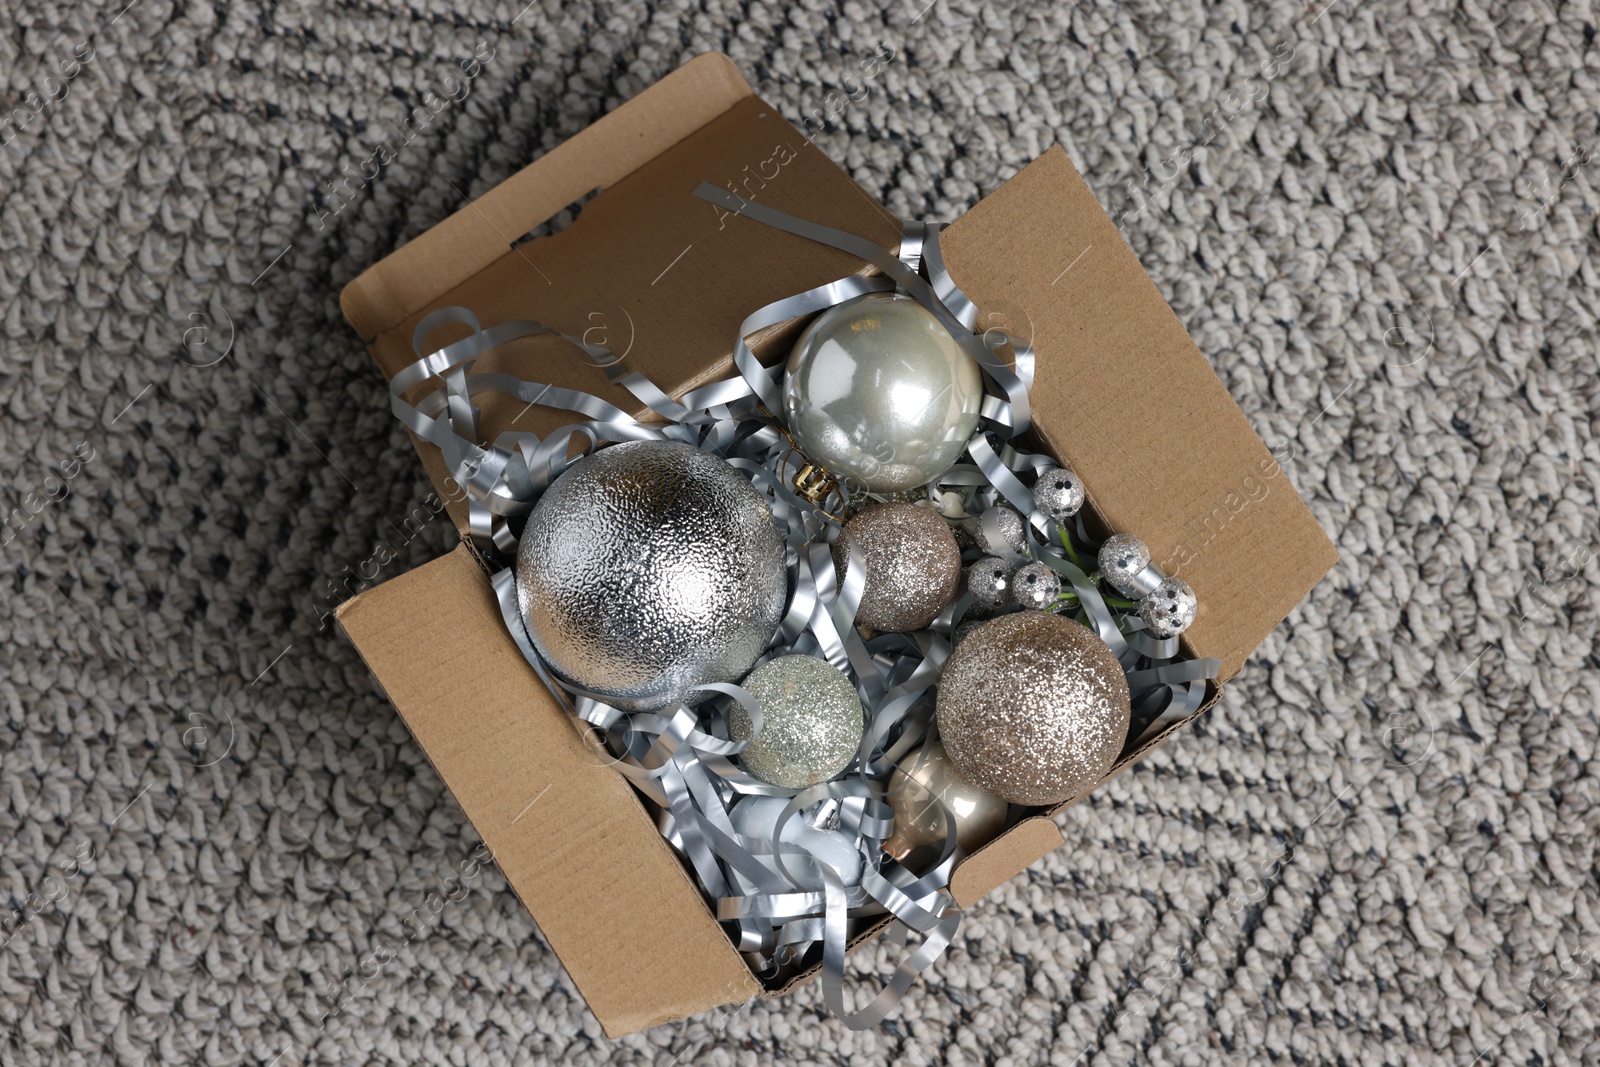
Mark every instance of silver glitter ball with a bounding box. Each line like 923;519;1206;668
973;505;1027;558
936;612;1131;807
1097;533;1151;597
729;655;865;789
965;556;1014;610
783;293;983;494
1011;561;1062;611
1032;467;1085;522
515;440;786;712
833;503;961;633
1138;577;1197;638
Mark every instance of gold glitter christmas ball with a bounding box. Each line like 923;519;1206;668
935;612;1130;806
833;503;962;633
729;655;865;788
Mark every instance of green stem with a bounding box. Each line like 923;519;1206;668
1058;527;1084;570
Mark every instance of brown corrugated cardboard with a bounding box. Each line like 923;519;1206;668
933;147;1337;681
335;52;1337;1038
336;544;762;1034
342;55;899;535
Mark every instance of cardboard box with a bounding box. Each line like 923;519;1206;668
335;53;1337;1037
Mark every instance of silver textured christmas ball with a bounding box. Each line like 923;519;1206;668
965;556;1014;610
1012;561;1062;611
1032;467;1085;522
1097;533;1151;597
782;293;983;494
1138;577;1197;638
973;504;1027;558
833;503;961;633
729;655;865;788
516;440;786;712
936;612;1131;806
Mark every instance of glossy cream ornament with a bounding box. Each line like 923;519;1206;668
782;292;983;493
1139;576;1198;637
515;440;786;712
936;612;1131;806
728;655;864;788
882;741;1008;860
833;502;962;633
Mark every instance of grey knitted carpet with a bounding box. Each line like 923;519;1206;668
3;0;1597;1063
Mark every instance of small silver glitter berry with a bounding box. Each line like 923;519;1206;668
1012;561;1062;611
973;505;1027;558
1138;577;1197;638
1097;533;1150;597
966;556;1014;610
1032;468;1085;523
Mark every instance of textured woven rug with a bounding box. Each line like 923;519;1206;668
3;0;1597;1063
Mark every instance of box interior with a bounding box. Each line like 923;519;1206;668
337;53;1337;1037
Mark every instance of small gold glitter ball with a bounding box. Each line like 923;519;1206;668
935;612;1131;806
833;503;962;633
729;655;865;788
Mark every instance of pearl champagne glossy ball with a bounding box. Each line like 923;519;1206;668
782;293;983;494
883;741;1008;860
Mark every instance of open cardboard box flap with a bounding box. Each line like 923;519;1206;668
336;52;1337;1037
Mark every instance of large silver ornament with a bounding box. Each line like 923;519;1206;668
1032;467;1085;522
515;440;786;712
833;502;962;633
1138;577;1198;638
1011;561;1062;611
973;504;1027;558
782;293;983;494
936;612;1131;806
965;556;1014;610
883;740;1009;860
1097;533;1151;597
729;655;864;789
